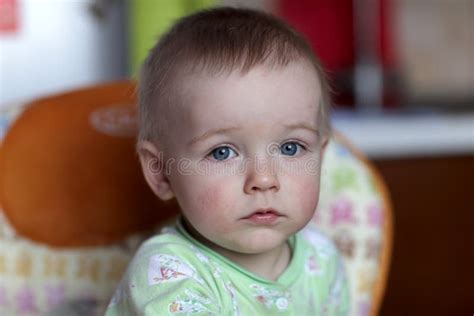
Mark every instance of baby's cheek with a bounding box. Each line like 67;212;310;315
196;183;235;215
290;176;320;212
196;186;221;213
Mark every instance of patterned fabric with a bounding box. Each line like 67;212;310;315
105;218;349;315
314;140;387;316
0;213;144;316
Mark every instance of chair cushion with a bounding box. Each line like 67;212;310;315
314;135;391;316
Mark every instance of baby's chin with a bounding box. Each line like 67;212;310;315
208;229;293;255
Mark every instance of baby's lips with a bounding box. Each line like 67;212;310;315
242;208;283;219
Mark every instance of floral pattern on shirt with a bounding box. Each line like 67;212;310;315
168;289;215;315
148;254;204;286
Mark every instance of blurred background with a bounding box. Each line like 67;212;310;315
0;0;472;315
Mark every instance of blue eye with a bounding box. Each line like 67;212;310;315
281;141;304;156
210;146;237;161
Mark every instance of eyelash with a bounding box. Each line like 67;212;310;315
206;140;308;161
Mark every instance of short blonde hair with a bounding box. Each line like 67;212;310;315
137;7;332;148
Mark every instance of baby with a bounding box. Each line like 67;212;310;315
106;7;349;315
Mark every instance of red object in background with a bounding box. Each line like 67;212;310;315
0;0;18;34
278;0;395;72
278;0;397;107
279;0;356;72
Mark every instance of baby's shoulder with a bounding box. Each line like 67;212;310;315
130;226;213;275
107;227;223;314
138;225;190;254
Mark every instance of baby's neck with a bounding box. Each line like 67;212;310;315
182;219;292;281
220;241;292;281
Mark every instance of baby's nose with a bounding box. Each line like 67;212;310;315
243;156;280;194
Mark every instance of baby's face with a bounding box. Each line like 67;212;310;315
162;61;326;255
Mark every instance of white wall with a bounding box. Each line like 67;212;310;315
0;0;127;108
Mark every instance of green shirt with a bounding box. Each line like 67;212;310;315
106;219;349;315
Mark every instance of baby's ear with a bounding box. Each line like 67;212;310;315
136;141;175;201
321;134;329;152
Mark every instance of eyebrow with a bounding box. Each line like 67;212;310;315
187;126;241;146
282;123;319;135
187;122;319;146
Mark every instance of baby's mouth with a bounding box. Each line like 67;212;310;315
242;208;283;224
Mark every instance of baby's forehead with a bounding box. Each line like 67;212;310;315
175;60;321;99
170;66;318;125
156;60;322;138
